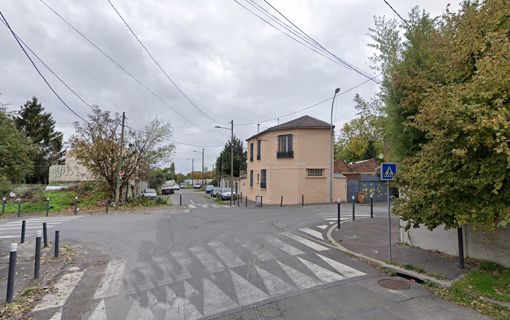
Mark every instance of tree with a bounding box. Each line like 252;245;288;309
215;137;247;177
371;0;510;231
69;107;174;199
149;168;167;192
335;94;384;162
15;97;63;184
162;162;176;181
0;109;34;185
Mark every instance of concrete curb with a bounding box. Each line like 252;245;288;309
326;223;452;288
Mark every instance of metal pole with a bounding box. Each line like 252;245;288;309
34;231;41;279
337;199;341;229
2;197;6;215
245;196;247;207
20;220;26;244
6;243;17;303
16;198;21;218
370;194;373;218
105;200;109;214
352;195;355;221
74;196;78;215
45;197;50;216
230;119;234;206
261;196;263;207
43;222;48;248
387;181;392;262
280;195;283;207
191;158;194;188
179;193;182;206
302;194;304;207
202;148;205;186
329;88;340;204
54;230;60;258
115;112;126;206
457;227;465;269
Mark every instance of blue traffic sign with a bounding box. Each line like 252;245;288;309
381;163;397;181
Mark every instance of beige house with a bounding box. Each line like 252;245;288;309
240;115;347;205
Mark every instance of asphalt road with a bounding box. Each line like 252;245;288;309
25;190;486;320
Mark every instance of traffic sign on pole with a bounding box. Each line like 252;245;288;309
381;163;397;181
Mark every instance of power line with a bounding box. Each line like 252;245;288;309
0;10;88;122
106;0;224;125
382;0;410;27
38;0;200;128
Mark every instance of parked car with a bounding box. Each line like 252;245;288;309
205;185;214;194
193;183;202;189
211;187;221;197
171;184;180;191
179;183;187;189
161;185;174;195
141;188;158;199
220;188;234;200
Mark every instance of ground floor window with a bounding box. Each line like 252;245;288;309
307;168;324;177
260;169;267;188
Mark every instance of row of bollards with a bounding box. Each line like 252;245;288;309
1;197;81;217
6;220;61;303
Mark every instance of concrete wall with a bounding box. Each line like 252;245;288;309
244;128;347;205
49;155;94;182
401;223;510;268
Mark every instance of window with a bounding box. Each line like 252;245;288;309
277;135;293;158
257;140;261;160
250;143;254;161
250;170;253;187
260;169;267;188
307;169;324;177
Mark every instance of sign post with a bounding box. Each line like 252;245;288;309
381;163;397;262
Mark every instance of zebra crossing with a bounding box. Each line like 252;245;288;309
82;229;365;320
33;228;366;320
186;203;235;209
0;216;81;239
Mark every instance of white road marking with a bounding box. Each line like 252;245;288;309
188;205;196;209
184;209;191;213
280;232;329;252
170;251;192;281
189;200;195;204
316;225;329;230
201;204;209;208
297;257;344;283
277;261;321;289
211;204;219;208
33;271;85;311
147;291;158;308
49;309;62;320
94;260;126;299
230;270;269;305
208;241;245;268
184;281;199;298
163;287;202;320
135;262;155;291
237;239;275;261
152;256;174;284
87;299;107;320
299;227;324;240
203;278;238;316
254;266;295;296
222;205;230;208
264;235;304;255
125;297;155;320
317;254;366;278
189;246;225;273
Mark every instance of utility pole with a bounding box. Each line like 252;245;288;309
191;158;194;188
115;112;126;206
230;120;234;205
330;88;340;204
202;148;205;186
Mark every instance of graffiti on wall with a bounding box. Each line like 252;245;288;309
49;156;94;182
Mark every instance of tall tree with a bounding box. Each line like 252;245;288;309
15;97;63;184
371;0;510;231
0;108;34;186
162;162;176;181
335;94;384;162
69;107;174;198
215;137;247;177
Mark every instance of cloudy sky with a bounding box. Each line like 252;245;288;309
0;0;456;173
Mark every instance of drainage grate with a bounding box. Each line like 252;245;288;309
378;278;411;290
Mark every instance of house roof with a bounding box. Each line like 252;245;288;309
246;115;332;141
334;158;379;174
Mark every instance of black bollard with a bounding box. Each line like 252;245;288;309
261;196;263;207
301;194;304;207
280;195;283;207
179;193;182;206
237;195;240;207
74;196;79;215
105;200;109;213
20;220;26;244
34;231;41;279
370;194;373;218
337;200;341;229
352;195;355;221
45;197;50;217
54;230;60;258
6;243;17;303
1;197;6;215
43;222;48;248
457;227;465;269
16;199;21;218
245;196;247;207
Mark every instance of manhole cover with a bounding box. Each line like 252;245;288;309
378;279;411;290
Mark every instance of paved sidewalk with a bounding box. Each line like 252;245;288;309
330;216;473;281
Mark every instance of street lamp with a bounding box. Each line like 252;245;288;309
193;149;205;186
215;120;234;205
330;88;340;204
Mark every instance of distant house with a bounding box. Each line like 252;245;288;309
240;115;347;205
334;158;385;202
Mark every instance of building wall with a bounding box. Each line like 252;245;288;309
244;128;347;205
49;155;94;183
401;223;510;268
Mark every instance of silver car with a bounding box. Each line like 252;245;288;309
220;188;234;200
141;188;158;199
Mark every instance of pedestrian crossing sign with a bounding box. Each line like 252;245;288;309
381;163;397;181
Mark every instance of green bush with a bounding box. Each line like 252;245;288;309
0;175;12;197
